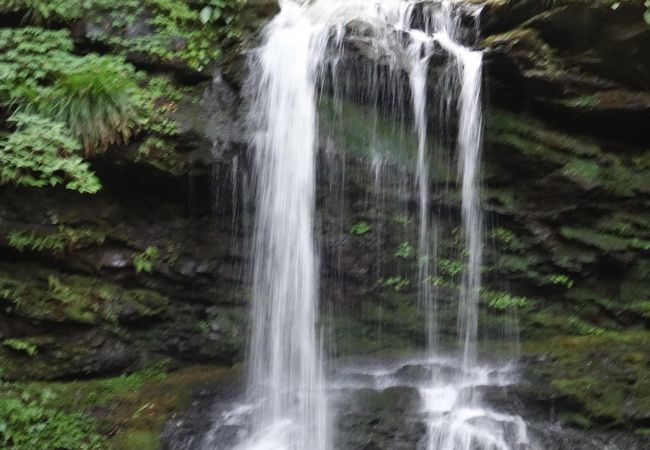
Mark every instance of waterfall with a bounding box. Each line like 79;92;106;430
237;3;331;449
206;1;533;449
434;31;484;372
407;28;437;354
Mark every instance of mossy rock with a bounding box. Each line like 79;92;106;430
0;363;240;449
336;386;426;450
524;331;650;427
0;263;169;325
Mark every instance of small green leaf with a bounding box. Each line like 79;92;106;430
199;6;213;24
644;9;650;25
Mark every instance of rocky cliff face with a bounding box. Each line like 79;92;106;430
0;0;648;439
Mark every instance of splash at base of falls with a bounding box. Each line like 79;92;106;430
334;355;534;450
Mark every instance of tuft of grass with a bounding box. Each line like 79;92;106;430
32;56;140;154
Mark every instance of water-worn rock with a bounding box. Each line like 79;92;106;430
336;386;427;450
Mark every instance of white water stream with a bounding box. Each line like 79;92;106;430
207;1;535;449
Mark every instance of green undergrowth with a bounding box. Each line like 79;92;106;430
482;27;560;73
561;225;650;253
0;381;106;450
0;362;239;449
0;114;101;193
7;225;107;254
486;109;650;197
0;263;169;325
133;246;160;274
525;331;650;428
0;23;194;193
0;0;247;71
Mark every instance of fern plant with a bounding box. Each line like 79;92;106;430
0;114;100;193
0;0;90;22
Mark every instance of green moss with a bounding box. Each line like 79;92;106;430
327;314;419;357
548;243;598;271
482;28;558;71
0;263;169;324
560;226;650;252
494;253;545;282
487;110;601;160
357;291;424;346
620;259;650;318
488;110;648;197
525;331;650;427
0;364;239;449
559;95;601;109
110;430;159;450
560;159;601;188
318;97;451;182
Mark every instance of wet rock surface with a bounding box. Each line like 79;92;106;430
160;358;650;449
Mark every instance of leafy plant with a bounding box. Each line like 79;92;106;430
8;231;66;254
0;388;104;449
0;114;101;193
481;289;532;310
383;276;410;292
0;0;90;22
1;27;181;153
438;258;463;277
199;0;244;28
0;27;74;83
133;246;159;274
394;242;413;258
2;338;38;356
490;227;515;243
350;221;371;235
79;0;246;71
393;214;411;226
568;316;605;336
7;226;106;254
547;274;574;288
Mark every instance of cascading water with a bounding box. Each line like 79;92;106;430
236;3;331;449
407;28;437;354
206;1;535;449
